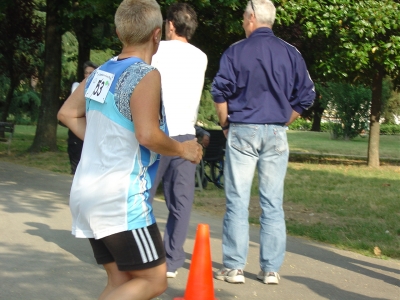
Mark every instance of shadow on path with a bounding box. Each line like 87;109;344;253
286;238;400;287
286;276;390;300
25;222;96;266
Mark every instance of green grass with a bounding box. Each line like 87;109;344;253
1;125;400;259
0;125;71;173
287;131;400;159
282;163;399;258
195;163;400;259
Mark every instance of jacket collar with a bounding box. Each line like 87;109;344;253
248;27;274;38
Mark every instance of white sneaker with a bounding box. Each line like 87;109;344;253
166;271;178;278
257;271;280;284
214;267;245;283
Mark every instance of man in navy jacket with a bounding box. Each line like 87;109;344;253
212;0;315;285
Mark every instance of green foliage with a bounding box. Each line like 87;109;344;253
59;32;79;101
197;84;219;127
326;122;347;140
0;75;9;113
59;31;115;102
58;0;121;84
289;118;333;133
62;32;79;78
0;0;44;122
288;120;351;136
61;0;120;50
381;78;400;124
90;49;115;66
380;123;400;135
319;122;331;132
275;0;400;86
9;89;41;125
288;118;311;131
0;74;41;125
318;82;371;140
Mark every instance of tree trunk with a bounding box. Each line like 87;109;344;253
30;0;62;152
75;16;93;82
311;94;324;132
367;69;384;167
311;114;322;131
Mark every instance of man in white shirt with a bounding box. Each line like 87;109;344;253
149;2;207;278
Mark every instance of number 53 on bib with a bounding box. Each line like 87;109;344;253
85;70;115;103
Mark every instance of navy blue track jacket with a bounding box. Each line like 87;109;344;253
211;27;315;124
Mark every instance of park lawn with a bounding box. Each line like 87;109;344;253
193;163;400;259
1;125;400;259
287;130;400;159
0;125;71;174
282;163;400;259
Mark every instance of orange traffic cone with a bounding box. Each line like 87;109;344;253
174;223;218;300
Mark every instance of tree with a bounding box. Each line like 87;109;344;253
30;0;120;152
29;0;244;151
318;82;371;140
30;0;66;152
275;0;400;167
66;0;120;81
0;0;43;124
190;1;244;79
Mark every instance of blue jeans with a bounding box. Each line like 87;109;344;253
222;123;288;272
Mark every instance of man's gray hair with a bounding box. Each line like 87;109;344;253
245;0;276;27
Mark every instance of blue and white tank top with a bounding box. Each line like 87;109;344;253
69;56;167;239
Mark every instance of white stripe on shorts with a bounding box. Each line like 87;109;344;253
138;228;153;261
132;227;159;263
132;229;147;263
143;227;159;261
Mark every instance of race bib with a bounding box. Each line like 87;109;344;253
85;70;115;103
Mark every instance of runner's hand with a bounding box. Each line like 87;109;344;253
201;135;210;148
181;139;203;164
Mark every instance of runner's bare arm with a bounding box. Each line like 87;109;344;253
57;80;87;140
130;69;202;163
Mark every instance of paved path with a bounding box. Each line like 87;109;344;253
0;161;399;300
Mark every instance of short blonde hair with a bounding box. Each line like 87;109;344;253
115;0;163;46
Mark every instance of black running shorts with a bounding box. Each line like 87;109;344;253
89;223;166;271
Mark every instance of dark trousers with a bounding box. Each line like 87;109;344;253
67;130;83;175
149;134;196;272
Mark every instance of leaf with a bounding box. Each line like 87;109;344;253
384;43;392;48
373;246;381;256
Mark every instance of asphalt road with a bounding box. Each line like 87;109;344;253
0;161;399;300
